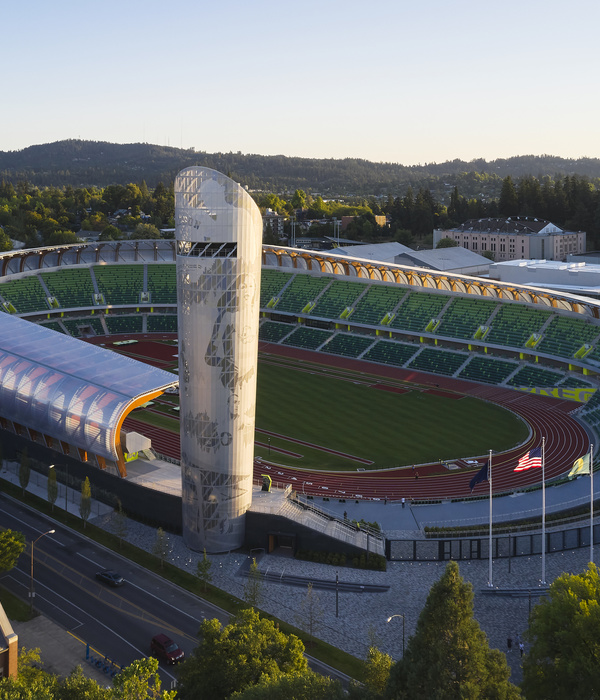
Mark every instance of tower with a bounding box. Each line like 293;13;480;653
175;167;263;552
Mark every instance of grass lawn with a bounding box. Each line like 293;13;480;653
0;585;35;622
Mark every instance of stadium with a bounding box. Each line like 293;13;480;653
0;239;598;559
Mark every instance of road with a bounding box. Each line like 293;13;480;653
0;494;350;688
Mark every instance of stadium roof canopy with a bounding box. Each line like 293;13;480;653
0;314;177;475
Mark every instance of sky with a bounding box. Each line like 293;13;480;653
2;0;600;165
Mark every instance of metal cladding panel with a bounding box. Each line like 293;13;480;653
0;314;176;460
175;167;262;553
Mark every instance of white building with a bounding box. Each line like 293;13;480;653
434;217;585;262
488;259;600;299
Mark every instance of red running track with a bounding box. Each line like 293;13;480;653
122;339;590;502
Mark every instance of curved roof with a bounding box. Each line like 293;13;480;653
0;313;176;462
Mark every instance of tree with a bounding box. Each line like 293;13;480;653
47;467;58;512
0;646;58;699
99;224;122;241
498;176;518;217
294;582;324;638
243;557;262;609
177;608;308;700
291;189;307;210
436;237;459;249
112;499;128;549
196;548;212;592
385;561;519;699
361;646;393;699
19;448;30;494
131;222;161;239
112;657;176;699
231;669;345;700
0;529;26;572
152;527;170;569
522;562;600;700
79;476;91;527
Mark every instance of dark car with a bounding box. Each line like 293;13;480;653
151;634;185;664
95;569;125;587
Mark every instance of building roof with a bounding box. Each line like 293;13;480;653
0;314;177;462
450;217;565;235
394;246;491;272
328;242;413;263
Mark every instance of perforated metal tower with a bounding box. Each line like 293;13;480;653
175;167;263;552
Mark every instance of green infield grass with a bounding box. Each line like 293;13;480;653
127;355;529;471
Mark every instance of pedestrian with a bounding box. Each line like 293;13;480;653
343;510;347;520
515;633;521;646
401;497;405;509
506;637;512;653
415;470;419;480
519;642;524;657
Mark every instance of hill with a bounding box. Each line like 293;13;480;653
1;140;600;198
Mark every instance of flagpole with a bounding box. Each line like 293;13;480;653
488;449;493;588
542;436;546;585
591;443;594;565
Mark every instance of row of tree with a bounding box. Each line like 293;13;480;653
2;171;600;253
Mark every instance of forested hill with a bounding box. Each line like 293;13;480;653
1;139;600;198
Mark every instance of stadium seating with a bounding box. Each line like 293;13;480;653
39;320;65;334
259;320;295;343
559;376;593;388
310;280;366;320
389;292;450;333
260;269;293;307
350;285;408;326
459;356;519;384
41;268;95;308
147;314;178;333
538;316;600;359
62;316;105;337
147;265;177;304
363;340;419;367
0;276;49;314
485;304;552;348
282;326;334;350
106;315;143;334
408;347;468;376
94;265;144;305
275;275;332;314
321;333;376;358
436;297;497;340
507;365;563;387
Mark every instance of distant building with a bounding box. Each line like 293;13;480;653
262;208;286;238
489;259;600;299
394;247;491;276
433;217;585;262
329;242;413;264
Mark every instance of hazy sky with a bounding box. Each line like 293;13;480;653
3;0;599;165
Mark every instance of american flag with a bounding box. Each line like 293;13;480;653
514;447;542;471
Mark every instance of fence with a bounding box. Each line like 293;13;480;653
386;521;600;561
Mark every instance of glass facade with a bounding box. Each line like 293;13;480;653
0;313;176;460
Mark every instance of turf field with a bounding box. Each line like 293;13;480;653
253;361;528;470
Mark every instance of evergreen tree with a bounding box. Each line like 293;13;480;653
196;548;213;592
498;176;518;216
79;476;91;527
385;561;519;699
47;467;58;511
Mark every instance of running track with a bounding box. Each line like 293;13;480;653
120;336;591;502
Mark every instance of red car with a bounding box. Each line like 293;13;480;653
150;634;184;664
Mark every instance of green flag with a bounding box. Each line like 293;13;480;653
568;452;591;478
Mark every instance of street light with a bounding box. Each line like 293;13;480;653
30;529;56;613
387;613;405;656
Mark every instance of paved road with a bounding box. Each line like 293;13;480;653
0;493;351;688
0;495;225;687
